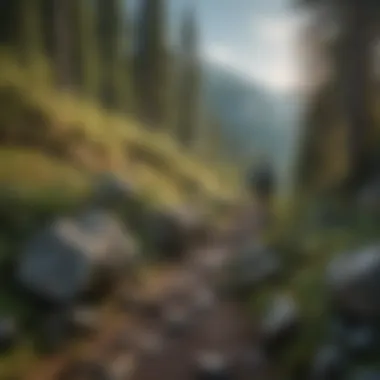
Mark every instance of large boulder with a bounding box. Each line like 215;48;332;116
326;245;380;320
16;209;139;305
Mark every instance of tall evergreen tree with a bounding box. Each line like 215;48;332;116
41;0;73;89
96;0;131;111
0;0;21;48
134;0;169;129
299;0;380;189
19;0;43;66
71;0;99;98
176;8;201;148
117;1;133;113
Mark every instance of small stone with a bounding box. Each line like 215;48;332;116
143;210;186;259
350;368;380;380
136;330;164;355
0;317;18;353
69;306;99;336
163;305;191;336
260;294;300;355
92;172;136;209
326;245;380;319
346;325;377;355
309;345;347;380
110;353;136;380
194;351;234;380
193;288;215;314
229;242;282;291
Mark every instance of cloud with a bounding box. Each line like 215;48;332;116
203;9;312;94
255;15;297;44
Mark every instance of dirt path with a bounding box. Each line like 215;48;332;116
131;246;274;380
20;243;274;380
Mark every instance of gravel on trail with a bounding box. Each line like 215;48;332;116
22;240;274;380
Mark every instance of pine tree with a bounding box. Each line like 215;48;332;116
70;0;100;98
96;0;131;111
134;0;169;129
41;0;73;89
0;0;21;48
116;1;133;113
18;0;43;66
299;0;380;189
176;8;201;148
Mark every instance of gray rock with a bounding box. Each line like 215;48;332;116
144;205;209;259
194;351;234;380
109;352;136;380
135;329;164;355
163;305;192;336
259;294;300;354
350;368;380;380
92;172;136;208
357;178;380;211
309;345;347;380
0;317;18;353
229;242;281;290
326;245;380;319
193;287;216;314
16;210;138;305
143;210;185;258
328;317;378;355
69;306;100;336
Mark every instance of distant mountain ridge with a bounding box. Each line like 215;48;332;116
202;61;301;188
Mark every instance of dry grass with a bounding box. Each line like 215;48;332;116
0;52;240;207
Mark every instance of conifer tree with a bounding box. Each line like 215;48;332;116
18;0;43;65
41;0;73;89
97;0;131;111
134;0;169;128
176;8;201;148
71;0;100;98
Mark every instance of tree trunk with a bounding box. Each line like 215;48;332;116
339;3;376;188
53;0;73;89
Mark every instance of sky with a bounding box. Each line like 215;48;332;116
128;0;309;94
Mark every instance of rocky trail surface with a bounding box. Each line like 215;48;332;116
22;239;274;380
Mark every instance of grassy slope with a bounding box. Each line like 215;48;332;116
0;52;241;376
0;52;240;207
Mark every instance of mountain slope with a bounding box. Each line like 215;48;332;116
202;62;301;190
